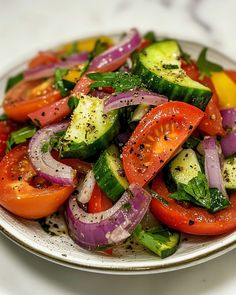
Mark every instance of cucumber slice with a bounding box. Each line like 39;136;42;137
170;149;202;185
133;41;212;110
223;156;236;189
93;145;129;202
62;95;119;159
133;224;180;259
131;104;150;122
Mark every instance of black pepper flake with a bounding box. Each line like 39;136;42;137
188;220;195;225
18;176;22;181
139;143;145;150
189;125;193;130
41;112;45;117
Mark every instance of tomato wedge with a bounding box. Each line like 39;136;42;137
88;183;113;213
0;145;73;219
181;61;225;136
0;120;18;161
3;78;61;122
150;174;236;235
29;51;59;68
122;101;204;186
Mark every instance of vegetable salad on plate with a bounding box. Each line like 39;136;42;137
1;28;236;258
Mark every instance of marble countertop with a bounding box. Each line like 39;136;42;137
0;0;236;294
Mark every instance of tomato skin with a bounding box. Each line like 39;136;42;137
29;51;59;68
0;145;73;219
181;61;225;136
0;120;18;160
4;79;61;122
225;70;236;84
122;101;204;187
150;174;236;235
88;184;113;213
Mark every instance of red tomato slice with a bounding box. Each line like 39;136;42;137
0;145;73;219
225;70;236;84
29;51;59;68
0;120;18;161
181;61;225;136
150;174;236;235
122;101;204;187
88;184;113;213
4;79;61;122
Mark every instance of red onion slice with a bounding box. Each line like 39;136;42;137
28;121;76;185
104;89;168;113
221;130;236;157
24;52;88;81
221;108;236;129
203;137;227;196
75;170;96;204
65;184;151;250
89;28;141;72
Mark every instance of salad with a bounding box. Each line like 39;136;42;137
1;28;236;259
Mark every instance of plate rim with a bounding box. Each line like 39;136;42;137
1;35;236;275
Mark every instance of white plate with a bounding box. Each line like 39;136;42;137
1;35;236;275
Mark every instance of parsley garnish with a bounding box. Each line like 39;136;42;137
41;143;49;153
170;172;230;212
197;47;223;79
54;68;69;96
87;72;142;93
68;96;79;111
122;202;131;211
143;31;157;43
5;72;24;93
6;125;37;151
0;114;8;121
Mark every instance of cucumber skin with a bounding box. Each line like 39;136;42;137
62;118;120;160
133;225;180;259
93;150;126;203
133;57;212;110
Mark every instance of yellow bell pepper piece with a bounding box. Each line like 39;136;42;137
211;71;236;109
63;64;86;83
60;36;113;54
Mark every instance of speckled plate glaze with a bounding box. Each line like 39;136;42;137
1;34;236;275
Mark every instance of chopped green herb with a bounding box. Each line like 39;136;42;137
5;72;24;93
68;96;79;111
178;44;192;65
122;202;131;211
209;188;230;213
170;172;230;212
89;40;109;61
143;31;157;43
171;172;211;209
197;47;223;79
54;68;69;96
41;143;49;153
6;125;37;151
0;114;8;121
182;136;201;149
87;72;142;93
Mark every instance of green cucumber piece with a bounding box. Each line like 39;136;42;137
62;95;119;159
133;41;212;110
131;104;150;122
222;156;236;189
170;149;202;185
93;145;128;202
133;224;180;259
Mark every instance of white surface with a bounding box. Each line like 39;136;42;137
0;0;236;294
